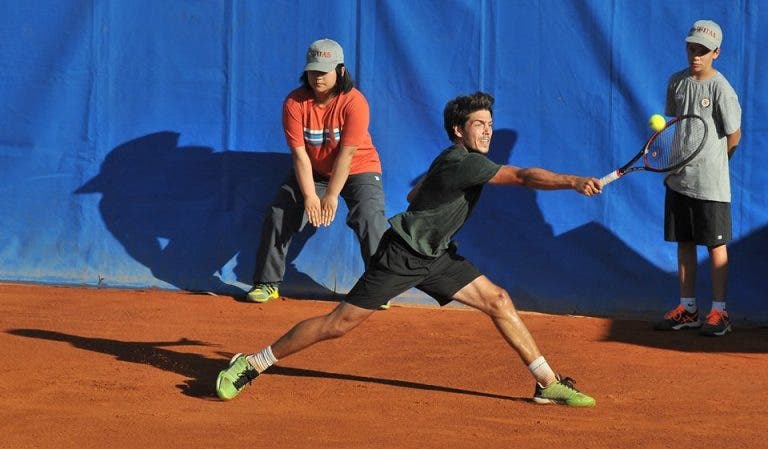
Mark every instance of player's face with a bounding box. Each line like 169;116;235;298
306;68;340;100
686;43;719;78
456;110;493;153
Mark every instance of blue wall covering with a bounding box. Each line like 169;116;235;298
1;1;765;322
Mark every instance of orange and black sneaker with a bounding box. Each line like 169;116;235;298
653;304;702;331
699;309;732;337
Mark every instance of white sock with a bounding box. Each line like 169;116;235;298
246;346;278;373
680;297;697;313
528;356;557;386
711;301;726;312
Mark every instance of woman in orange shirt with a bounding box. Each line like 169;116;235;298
247;39;388;305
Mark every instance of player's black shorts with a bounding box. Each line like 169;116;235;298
664;188;731;246
345;229;482;310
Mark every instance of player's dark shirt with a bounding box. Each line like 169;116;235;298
388;144;501;257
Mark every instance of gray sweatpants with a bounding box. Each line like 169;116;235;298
252;171;387;285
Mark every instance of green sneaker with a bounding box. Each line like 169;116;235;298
216;353;259;401
533;375;596;407
246;283;279;303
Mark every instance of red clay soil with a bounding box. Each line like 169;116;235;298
1;282;766;449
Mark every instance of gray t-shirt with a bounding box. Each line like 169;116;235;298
664;69;741;202
389;144;501;257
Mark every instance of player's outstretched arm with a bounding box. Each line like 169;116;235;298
489;165;601;196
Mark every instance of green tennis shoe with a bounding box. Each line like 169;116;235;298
246;283;279;303
533;375;596;407
216;353;259;401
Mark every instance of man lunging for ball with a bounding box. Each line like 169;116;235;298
216;92;601;406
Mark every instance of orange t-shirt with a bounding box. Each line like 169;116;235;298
282;87;382;177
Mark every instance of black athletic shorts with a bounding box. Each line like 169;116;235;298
664;188;731;246
345;229;483;310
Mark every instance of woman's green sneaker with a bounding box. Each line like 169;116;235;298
216;353;259;400
246;283;279;303
533;376;596;407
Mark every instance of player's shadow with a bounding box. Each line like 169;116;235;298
6;328;226;399
265;366;528;402
6;328;528;402
74;131;332;299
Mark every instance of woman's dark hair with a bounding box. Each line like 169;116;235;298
442;92;495;141
299;64;354;94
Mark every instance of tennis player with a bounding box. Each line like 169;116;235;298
217;92;601;407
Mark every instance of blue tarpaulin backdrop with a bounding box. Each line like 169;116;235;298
1;1;766;322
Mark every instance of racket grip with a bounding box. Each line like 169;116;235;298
599;170;621;187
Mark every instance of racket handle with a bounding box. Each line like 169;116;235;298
599;170;621;187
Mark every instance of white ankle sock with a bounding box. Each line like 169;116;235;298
528;356;557;386
680;297;697;313
246;346;278;373
711;301;726;312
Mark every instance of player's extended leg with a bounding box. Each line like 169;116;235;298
271;301;375;358
215;301;375;400
451;275;595;407
451;275;543;367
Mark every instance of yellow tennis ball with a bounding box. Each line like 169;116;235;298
649;114;666;132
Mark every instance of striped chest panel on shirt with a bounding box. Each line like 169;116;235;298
303;127;341;147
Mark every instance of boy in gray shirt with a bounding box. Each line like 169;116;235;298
654;20;742;336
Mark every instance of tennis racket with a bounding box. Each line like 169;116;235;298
599;114;708;187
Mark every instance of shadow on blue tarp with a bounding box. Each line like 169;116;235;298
75;131;336;299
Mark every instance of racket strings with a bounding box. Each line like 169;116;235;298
645;118;707;170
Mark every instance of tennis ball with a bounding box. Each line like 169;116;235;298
649;114;666;132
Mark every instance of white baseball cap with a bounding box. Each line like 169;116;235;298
304;39;344;72
685;20;722;50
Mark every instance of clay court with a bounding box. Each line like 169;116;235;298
1;282;766;449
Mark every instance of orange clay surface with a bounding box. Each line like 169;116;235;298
1;282;767;449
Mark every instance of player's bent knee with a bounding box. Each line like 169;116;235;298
324;326;348;339
484;289;516;316
325;314;366;339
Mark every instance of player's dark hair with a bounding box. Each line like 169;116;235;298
300;64;354;94
443;92;495;142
